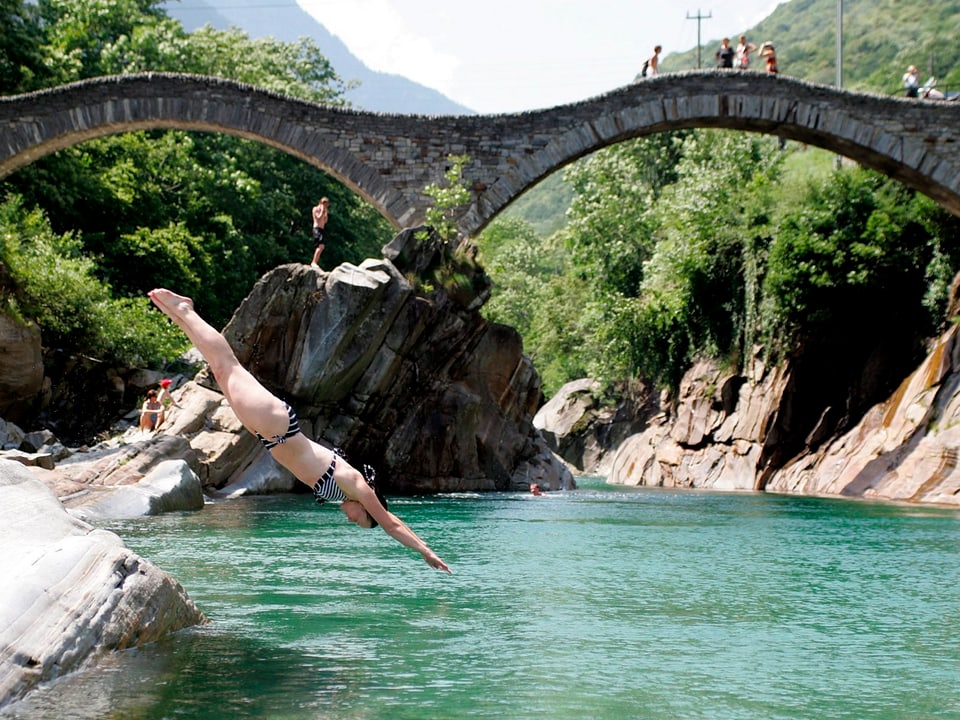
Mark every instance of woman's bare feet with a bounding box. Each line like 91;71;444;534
148;288;194;321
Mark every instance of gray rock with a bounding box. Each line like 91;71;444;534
0;449;56;470
211;238;573;493
0;460;205;707
0;417;25;451
69;459;205;521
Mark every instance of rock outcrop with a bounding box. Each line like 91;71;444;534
0;460;205;708
207;229;573;494
534;378;653;475
607;327;960;506
608;352;790;492
14;229;573;499
766;324;960;504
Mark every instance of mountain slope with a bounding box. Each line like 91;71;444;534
664;0;960;94
161;0;475;115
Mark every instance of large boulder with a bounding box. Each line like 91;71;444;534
206;231;573;493
68;459;204;522
35;432;197;500
0;460;205;707
534;378;653;475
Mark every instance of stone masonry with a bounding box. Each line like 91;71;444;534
2;71;960;237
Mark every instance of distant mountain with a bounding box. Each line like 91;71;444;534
160;0;475;115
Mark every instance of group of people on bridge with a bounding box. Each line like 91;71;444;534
640;35;778;81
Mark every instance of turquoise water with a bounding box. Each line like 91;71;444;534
4;479;960;719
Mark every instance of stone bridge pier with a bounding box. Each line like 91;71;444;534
2;71;960;238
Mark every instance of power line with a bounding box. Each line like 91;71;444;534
685;9;712;69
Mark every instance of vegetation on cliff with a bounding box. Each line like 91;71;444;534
478;1;960;410
481;132;960;402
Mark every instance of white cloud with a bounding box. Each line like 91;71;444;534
297;0;460;94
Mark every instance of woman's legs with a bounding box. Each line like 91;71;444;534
148;289;291;439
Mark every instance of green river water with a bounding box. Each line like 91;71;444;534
3;478;959;719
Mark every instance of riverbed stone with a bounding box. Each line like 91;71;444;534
68;459;205;521
0;460;205;707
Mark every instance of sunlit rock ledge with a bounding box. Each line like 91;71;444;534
606;325;960;507
0;460;206;708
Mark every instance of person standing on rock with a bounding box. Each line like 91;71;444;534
310;197;329;268
147;288;451;573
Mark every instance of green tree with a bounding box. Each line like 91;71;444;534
0;0;48;93
4;0;390;328
631;131;782;385
0;196;184;366
762;167;946;356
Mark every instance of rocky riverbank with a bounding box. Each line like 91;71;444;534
0;460;205;707
538;325;960;507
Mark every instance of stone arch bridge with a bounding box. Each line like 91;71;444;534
2;71;960;237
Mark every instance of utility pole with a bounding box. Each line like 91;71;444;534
835;0;843;169
686;9;712;69
836;0;843;89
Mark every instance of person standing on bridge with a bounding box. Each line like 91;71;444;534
759;41;778;74
735;36;757;70
903;65;920;98
310;196;330;268
716;38;735;69
146;287;452;573
647;45;661;77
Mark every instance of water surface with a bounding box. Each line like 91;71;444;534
4;480;959;719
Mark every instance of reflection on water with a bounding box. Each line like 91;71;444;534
3;480;960;720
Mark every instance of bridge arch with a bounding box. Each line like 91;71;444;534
2;71;960;237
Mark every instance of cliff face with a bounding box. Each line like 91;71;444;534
766;324;960;504
607;325;960;506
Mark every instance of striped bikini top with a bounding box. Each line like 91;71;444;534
313;454;347;504
312;449;378;506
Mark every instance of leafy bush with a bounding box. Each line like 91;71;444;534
0;196;186;366
761;167;944;355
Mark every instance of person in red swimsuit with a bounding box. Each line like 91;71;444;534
759;41;778;74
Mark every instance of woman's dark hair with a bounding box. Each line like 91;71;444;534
366;484;389;529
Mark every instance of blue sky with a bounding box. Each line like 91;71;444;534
299;0;787;113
